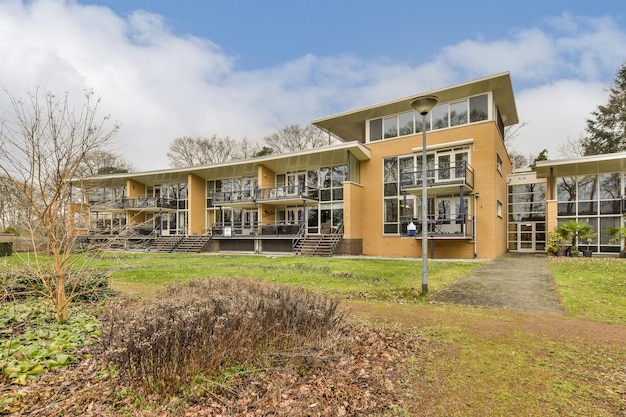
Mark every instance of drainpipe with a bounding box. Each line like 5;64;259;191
473;192;479;258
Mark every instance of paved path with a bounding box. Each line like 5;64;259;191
434;253;565;314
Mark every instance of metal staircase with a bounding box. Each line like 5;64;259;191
294;221;343;257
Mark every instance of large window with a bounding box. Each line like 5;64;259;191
383;147;471;235
557;173;623;252
368;94;489;142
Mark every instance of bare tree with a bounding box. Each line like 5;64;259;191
0;88;119;322
79;149;134;176
503;121;528;149
167;135;241;167
262;123;333;154
558;136;587;159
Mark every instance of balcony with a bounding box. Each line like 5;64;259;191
401;161;474;197
88;197;177;212
401;214;474;239
210;222;304;238
212;185;319;207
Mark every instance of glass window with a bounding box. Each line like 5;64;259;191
384;116;398;139
577;176;597;200
557;177;576;201
431;104;449;130
450;101;468;126
369;118;382;142
384;158;398;183
469;94;488;122
385;199;398;222
599;173;620;199
399;112;414;136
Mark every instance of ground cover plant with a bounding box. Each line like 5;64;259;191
1;254;625;416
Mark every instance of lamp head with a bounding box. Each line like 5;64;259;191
410;95;439;115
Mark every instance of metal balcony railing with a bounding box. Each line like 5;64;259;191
400;161;474;191
88;197;177;210
400;214;474;238
211;185;319;204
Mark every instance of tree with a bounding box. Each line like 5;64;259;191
79;149;134;176
581;62;626;155
0;88;119;322
167;135;241;167
262;123;333;154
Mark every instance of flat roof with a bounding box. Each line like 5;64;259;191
312;72;518;142
74;141;371;188
535;151;626;178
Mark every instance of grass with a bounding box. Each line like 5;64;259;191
549;257;626;326
87;252;481;301
2;252;625;416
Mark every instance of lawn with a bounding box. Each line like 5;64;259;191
2;253;625;416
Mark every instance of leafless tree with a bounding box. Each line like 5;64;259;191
503;121;528;149
79;149;134;176
167;135;241;167
0;88;119;322
262;123;334;154
557;136;587;159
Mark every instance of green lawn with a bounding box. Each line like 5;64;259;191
549;257;626;326
98;252;481;301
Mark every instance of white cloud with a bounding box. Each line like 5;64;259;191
0;1;623;170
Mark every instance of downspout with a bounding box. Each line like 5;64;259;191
473;192;479;258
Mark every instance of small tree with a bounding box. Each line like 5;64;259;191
0;88;119;322
607;226;626;254
555;221;596;255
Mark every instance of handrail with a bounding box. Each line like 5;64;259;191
292;221;307;250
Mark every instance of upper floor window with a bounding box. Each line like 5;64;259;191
367;94;489;142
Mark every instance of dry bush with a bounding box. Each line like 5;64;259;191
99;278;344;396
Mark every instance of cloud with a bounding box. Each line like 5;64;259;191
0;1;623;170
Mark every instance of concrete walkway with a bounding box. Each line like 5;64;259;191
433;253;565;314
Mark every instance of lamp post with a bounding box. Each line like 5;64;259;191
410;95;438;294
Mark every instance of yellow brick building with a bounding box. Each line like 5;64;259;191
73;72;521;259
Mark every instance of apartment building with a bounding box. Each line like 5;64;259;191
71;72;520;258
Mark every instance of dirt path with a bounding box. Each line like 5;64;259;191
432;252;565;313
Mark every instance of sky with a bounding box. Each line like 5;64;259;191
0;0;625;171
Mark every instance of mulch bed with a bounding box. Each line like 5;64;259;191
2;324;426;416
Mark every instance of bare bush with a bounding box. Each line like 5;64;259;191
99;278;344;396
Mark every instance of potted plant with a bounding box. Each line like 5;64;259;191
546;230;563;256
608;226;626;258
555;221;596;258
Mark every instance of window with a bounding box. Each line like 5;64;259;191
556;173;623;252
496;153;503;174
497;200;503;218
366;94;490;142
469;94;488;122
431;104;449;130
369;118;382;141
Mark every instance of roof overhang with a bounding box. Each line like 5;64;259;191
312;72;518;142
536;152;626;178
73;141;371;188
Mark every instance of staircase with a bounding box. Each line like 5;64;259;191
148;235;212;253
294;222;343;257
171;236;212;253
148;236;184;253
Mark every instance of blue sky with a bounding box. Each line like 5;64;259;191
1;0;625;170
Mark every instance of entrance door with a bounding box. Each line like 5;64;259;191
515;222;546;252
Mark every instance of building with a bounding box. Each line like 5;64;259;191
70;72;523;258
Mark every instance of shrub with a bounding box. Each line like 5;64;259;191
0;267;113;301
99;278;344;396
0;242;12;257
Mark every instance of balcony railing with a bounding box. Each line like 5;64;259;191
211;185;319;205
88;197;177;210
401;214;474;238
210;222;302;237
400;161;474;191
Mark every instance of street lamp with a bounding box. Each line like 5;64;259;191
410;95;438;294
